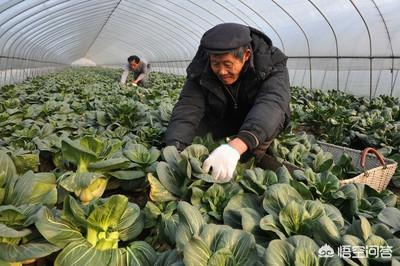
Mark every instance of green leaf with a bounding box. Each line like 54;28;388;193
154;249;183;266
88;158;131;172
378;207;400;231
263;184;303;216
108;170;145;180
176;201;205;251
276;166;293;183
148;173;177;202
294;245;319;266
125;241;157;266
0;242;59;263
279;201;308;236
264;239;294;266
53;239;122;266
124;143;160;166
11;152;40;174
313;216;341;246
290;180;314;200
183;236;211;266
116;202;144;242
8;171;57;206
35;207;83;248
87;195;128;232
223;193;264;230
157;162;184;197
0;223;31;238
259;214;286;239
346;216;372;241
0;150;17;190
181;144;209;160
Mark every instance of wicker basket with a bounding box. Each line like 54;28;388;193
318;141;398;192
259;141;397;193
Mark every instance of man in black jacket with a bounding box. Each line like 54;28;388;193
165;23;290;183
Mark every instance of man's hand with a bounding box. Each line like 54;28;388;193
202;144;240;183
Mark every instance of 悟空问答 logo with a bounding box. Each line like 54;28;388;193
318;244;335;258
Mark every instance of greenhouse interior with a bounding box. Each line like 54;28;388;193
1;0;400;265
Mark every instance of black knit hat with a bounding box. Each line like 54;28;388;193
200;23;252;54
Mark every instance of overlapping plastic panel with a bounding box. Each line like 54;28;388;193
1;0;399;97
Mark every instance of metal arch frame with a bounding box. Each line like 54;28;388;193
97;22;180;65
27;12;116;60
157;0;217;72
3;2;114;84
121;0;200;54
10;3;116;64
38;31;103;61
107;6;196;61
89;37;164;65
90;35;163;65
271;0;313;89
18;10;115;66
139;0;207;70
237;0;285;52
308;0;339;91
10;3;107;80
349;0;373;99
0;0;56;84
131;0;202;39
101;11;192;62
165;0;213;31
86;27;175;66
226;1;268;31
371;0;395;96
147;0;210;33
211;0;249;25
217;0;286;51
187;0;225;23
84;0;122;57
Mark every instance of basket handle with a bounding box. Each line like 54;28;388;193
360;147;386;168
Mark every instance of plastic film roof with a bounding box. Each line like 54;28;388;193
1;0;400;97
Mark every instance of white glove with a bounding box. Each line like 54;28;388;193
202;144;240;183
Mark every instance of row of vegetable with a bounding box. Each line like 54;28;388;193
0;67;399;265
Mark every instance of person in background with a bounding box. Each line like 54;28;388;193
120;55;149;86
164;23;290;183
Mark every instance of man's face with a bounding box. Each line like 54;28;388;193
129;61;139;70
209;49;250;85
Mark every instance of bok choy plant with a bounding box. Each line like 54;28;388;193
35;194;156;266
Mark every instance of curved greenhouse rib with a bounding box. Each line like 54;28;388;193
119;1;199;58
238;0;285;52
349;0;372;99
13;4;114;64
90;23;176;65
187;0;225;23
2;1;113;63
211;0;249;25
166;0;213;31
110;8;195;61
84;0;123;57
271;0;313;89
371;0;395;96
308;0;339;91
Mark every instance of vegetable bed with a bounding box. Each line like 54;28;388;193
1;67;400;265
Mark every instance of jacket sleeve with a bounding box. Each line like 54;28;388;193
237;57;290;150
135;62;148;82
120;64;130;84
164;79;206;149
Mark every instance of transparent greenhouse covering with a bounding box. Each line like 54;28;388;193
1;0;399;97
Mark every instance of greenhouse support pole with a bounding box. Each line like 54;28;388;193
350;1;372;99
